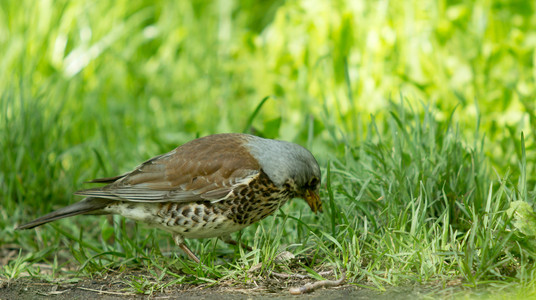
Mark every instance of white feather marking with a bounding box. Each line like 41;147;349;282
209;172;258;203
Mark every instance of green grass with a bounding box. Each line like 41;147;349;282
1;0;536;298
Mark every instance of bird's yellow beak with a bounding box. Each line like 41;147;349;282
304;189;322;213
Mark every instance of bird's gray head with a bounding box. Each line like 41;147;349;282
244;135;322;212
245;136;320;186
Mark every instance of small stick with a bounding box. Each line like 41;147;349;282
271;272;309;279
289;270;346;295
77;287;136;296
271;270;333;279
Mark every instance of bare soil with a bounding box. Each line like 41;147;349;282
0;275;444;300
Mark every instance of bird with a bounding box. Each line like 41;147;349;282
17;133;322;263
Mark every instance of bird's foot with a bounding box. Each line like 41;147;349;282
173;234;201;264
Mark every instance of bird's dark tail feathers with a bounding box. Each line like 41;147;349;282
16;197;114;230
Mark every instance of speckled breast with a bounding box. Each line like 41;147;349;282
155;172;297;239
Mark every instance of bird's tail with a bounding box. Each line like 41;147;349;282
16;197;113;230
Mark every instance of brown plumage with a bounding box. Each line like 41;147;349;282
17;133;322;263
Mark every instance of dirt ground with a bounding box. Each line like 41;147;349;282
0;246;455;299
0;277;443;300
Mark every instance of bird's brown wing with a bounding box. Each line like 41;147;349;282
75;134;261;203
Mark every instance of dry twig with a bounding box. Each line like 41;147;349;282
289;270;346;295
77;286;136;296
271;270;333;279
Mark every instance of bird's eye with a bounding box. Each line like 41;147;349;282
309;177;319;187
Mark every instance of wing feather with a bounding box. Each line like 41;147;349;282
75;134;260;203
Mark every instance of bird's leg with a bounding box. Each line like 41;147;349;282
173;234;201;263
221;235;253;251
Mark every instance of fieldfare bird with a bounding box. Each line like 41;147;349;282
17;133;322;263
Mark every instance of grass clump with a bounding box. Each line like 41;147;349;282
320;101;536;293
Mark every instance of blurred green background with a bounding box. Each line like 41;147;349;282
2;0;535;156
3;0;534;146
1;0;536;291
